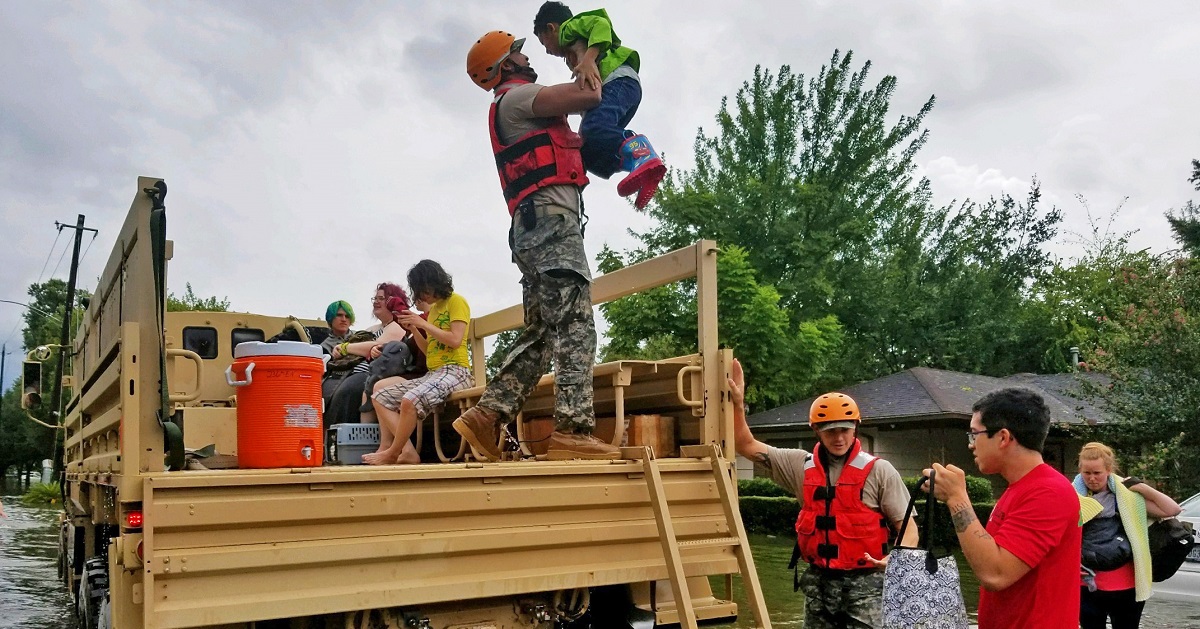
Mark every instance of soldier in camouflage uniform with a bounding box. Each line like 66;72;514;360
728;359;917;628
455;30;619;461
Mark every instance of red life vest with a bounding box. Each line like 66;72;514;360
489;79;589;216
795;439;891;571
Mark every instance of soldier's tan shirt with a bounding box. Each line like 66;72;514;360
759;445;913;526
494;83;582;213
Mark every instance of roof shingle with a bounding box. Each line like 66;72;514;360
748;367;1108;428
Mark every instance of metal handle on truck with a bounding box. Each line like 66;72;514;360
224;362;255;387
167;348;204;403
676;365;703;408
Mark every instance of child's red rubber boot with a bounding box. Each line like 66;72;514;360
615;132;666;209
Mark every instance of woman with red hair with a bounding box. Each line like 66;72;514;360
326;283;415;429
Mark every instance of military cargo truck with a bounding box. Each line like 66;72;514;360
33;177;770;629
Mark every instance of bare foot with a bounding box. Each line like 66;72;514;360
362;449;400;465
396;448;420;465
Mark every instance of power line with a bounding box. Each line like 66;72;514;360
78;231;99;265
0;225;75;351
35;230;65;287
47;235;72;281
1;232;69;350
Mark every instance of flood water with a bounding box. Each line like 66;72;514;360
0;486;78;629
3;486;1197;629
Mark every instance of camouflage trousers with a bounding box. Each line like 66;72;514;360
799;566;884;629
478;200;596;433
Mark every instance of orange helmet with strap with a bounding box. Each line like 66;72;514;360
467;30;525;90
808;392;861;430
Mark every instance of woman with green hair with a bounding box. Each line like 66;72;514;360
320;300;356;400
322;300;355;347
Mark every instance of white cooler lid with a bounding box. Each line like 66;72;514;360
233;340;324;359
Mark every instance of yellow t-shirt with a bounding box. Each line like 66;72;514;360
424;293;471;370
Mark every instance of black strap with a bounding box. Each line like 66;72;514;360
494;132;552;168
895;469;944;574
788;542;801;592
492;90;559;200
503;164;558;201
146;181;184;471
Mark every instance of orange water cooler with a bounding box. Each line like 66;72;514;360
225;340;327;468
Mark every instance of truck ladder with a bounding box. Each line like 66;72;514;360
633;443;772;629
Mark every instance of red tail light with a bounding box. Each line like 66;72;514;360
125;510;144;530
136;540;144;562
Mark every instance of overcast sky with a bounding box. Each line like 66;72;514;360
2;1;1198;389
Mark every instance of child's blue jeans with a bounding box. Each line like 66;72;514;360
579;76;642;179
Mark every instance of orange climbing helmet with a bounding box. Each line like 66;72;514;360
467;30;525;90
809;392;861;431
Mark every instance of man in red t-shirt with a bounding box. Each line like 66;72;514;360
926;388;1081;629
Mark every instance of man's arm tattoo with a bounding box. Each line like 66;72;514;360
752;451;773;470
950;503;977;533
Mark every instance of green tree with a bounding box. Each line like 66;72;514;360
1040;198;1200;496
1025;201;1159;372
1084;251;1200;497
485;329;522;380
598;244;843;409
604;51;1062;407
0;279;89;480
1165;159;1200;255
637;53;937;322
167;283;231;312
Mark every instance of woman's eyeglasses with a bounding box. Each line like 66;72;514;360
371;296;386;303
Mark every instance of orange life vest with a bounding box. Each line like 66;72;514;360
489;79;589;215
795;439;891;571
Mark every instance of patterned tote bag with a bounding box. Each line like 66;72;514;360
882;469;970;629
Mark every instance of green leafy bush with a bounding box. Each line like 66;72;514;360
21;482;61;506
903;475;994;503
738;477;791;497
737;496;800;536
909;500;996;548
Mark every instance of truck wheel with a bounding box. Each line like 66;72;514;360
78;556;110;629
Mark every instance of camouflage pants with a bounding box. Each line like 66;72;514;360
478;201;596;433
799;566;884;629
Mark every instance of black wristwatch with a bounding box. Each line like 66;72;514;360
1122;476;1144;489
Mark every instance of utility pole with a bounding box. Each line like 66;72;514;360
1;343;7;459
1;344;8;488
50;215;98;482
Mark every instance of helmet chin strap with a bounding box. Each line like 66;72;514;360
815;425;859;463
502;62;538;85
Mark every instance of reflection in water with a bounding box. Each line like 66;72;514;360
0;489;78;629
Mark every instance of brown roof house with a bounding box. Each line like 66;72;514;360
742;367;1109;496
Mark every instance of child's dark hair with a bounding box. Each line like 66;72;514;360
534;1;573;35
972;388;1051;453
408;260;454;302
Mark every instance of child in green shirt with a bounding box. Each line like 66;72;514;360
533;2;665;210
